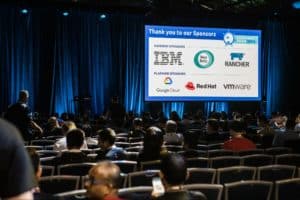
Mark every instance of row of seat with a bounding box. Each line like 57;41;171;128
44;178;300;200
40;164;300;188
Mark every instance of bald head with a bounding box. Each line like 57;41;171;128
86;161;121;200
19;90;29;103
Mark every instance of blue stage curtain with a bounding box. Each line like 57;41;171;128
261;19;288;117
118;15;145;115
50;12;113;116
162;102;185;119
204;102;229;117
0;7;40;113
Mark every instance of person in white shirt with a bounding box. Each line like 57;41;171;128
53;121;89;151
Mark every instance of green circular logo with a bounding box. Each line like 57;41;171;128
194;50;214;69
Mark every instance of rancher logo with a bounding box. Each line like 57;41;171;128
194;50;214;69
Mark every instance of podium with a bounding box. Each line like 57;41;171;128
74;96;91;117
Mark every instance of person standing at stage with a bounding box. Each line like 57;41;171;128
106;96;126;128
4;90;43;141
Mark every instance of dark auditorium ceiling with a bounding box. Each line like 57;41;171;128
1;0;298;16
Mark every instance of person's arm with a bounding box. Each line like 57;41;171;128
6;191;33;200
30;121;43;135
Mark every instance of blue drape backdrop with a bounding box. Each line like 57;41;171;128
0;6;296;118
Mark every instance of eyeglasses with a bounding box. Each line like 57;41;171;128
85;176;108;186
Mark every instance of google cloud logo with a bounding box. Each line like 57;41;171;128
194;50;214;69
164;77;173;85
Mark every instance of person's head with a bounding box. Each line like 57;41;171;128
47;116;59;129
66;128;85;150
206;119;219;133
143;126;163;153
295;114;300;124
133;117;143;129
183;131;199;149
27;147;42;181
160;153;187;186
62;121;77;135
18;90;29;103
229;120;246;137
97;128;116;150
85;161;121;200
165;120;177;133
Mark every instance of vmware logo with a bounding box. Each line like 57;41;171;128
194;50;214;69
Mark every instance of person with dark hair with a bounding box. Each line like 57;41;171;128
4;90;43;141
27;148;59;200
106;96;126;128
138;126;167;162
85;161;123;200
0;118;36;199
128;117;145;138
153;153;207;200
55;128;90;165
96;128;126;160
202;119;222;144
180;131;202;158
223;120;256;151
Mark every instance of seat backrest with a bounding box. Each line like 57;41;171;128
118;186;153;199
111;160;137;174
241;154;273;167
216;166;256;184
207;149;234;158
186;157;209;168
41;165;55;177
39;175;80;194
125;152;139;161
140;160;161;171
275;178;300;200
183;184;223;200
37;150;60;157
265;147;292;156
224;180;273;200
235;149;265;156
58;163;96;176
186;168;216;184
257;164;296;182
127;170;160;187
54;189;86;199
31;139;56;146
209;156;241;169
275;154;300;167
40;156;56;166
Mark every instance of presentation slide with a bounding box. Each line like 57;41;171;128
145;25;261;101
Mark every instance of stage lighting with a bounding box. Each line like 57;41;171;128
292;1;300;9
99;14;106;19
21;9;28;14
62;11;70;16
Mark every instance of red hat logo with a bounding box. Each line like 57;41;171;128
185;82;195;90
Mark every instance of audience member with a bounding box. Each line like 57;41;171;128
0;118;36;199
180;131;202;158
55;128;90;165
202;119;221;144
223;120;256;151
128;117;145;138
85;161;123;200
27;148;59;200
153;153;207;200
163;120;183;145
138;126;167;162
54;121;88;151
44;116;63;136
96;128;126;161
4;90;43;141
294;114;300;132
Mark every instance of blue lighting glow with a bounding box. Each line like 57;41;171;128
62;11;69;16
21;9;28;14
292;1;300;9
99;14;106;19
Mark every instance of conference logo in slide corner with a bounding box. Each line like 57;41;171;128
193;50;214;69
